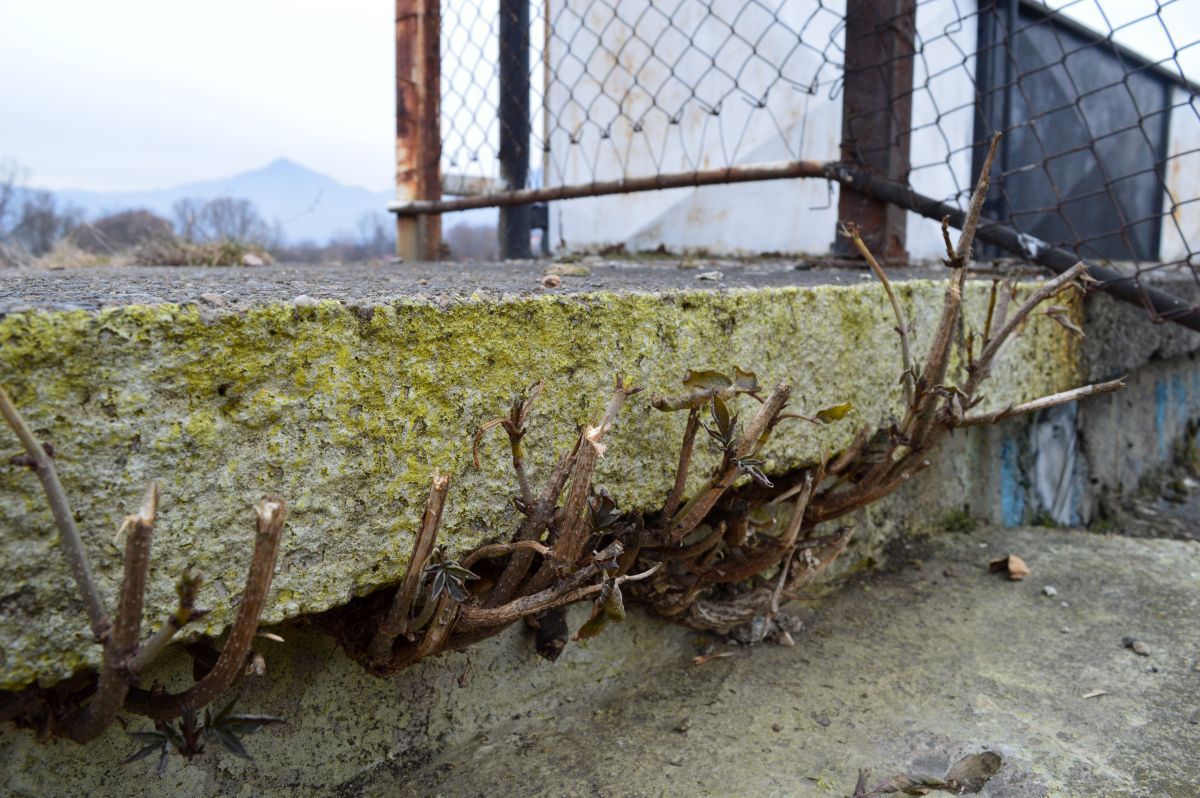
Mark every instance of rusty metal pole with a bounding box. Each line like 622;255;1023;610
395;0;441;262
498;0;531;259
834;0;916;264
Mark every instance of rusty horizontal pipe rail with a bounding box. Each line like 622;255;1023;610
388;158;1200;333
388;160;829;215
832;165;1200;334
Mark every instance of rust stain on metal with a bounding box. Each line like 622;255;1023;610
836;0;917;265
395;0;441;261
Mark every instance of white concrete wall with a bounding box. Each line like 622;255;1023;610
545;0;845;255
1160;87;1200;266
906;0;978;259
546;0;980;258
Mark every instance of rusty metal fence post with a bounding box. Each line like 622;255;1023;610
834;0;916;264
498;0;532;259
395;0;441;262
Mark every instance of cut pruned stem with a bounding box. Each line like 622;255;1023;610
132;496;287;721
369;473;450;662
66;483;158;743
906;132;1001;441
0;385;109;640
956;379;1125;427
525;378;639;594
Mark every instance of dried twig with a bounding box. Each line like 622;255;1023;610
956;379;1125;427
666;383;791;543
662;406;700;519
0;385;108;639
524;377;640;594
127;570;205;677
369;473;450;662
130;497;287;721
66;483;158;743
844;224;914;406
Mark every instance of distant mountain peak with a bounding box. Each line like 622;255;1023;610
260;157;314;176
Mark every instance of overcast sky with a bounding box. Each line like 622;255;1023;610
0;1;395;192
1;1;1194;196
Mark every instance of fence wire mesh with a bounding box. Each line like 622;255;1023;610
417;0;1200;324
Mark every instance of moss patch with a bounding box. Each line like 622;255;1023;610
0;280;1081;689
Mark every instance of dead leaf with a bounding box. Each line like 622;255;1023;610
943;751;1002;793
733;366;760;393
682;369;732;391
988;554;1030;580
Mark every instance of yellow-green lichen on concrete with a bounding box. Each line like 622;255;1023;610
0;279;1081;690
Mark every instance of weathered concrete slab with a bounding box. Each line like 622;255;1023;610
3;525;1197;796
0;261;1087;690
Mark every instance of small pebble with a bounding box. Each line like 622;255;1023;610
541;274;562;289
1043;586;1058;597
1122;636;1151;656
696;270;723;281
1061;626;1071;634
292;294;317;306
1060;601;1070;608
771;723;783;733
198;292;226;307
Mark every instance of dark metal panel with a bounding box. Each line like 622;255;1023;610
498;0;531;259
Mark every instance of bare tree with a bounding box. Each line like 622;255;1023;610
171;196;271;245
0;158;25;239
171;197;203;242
7;191;82;257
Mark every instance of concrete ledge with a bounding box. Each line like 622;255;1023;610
0;260;1134;689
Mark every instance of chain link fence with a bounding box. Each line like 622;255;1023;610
393;0;1200;329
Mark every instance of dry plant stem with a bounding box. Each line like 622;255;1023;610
461;542;624;629
414;595;459;659
486;441;580;608
368;473;450;662
965;262;1090;396
663;406;700;519
133;497;287;721
666;383;791;543
461;540;552;570
957;379;1125;427
127;572;202;676
648;522;726;560
66;485;158;742
953;131;1002;267
905;133;1000;437
0;386;108;639
827;424;872;477
982;279;1000;347
848;229;913;406
460;548;662;631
